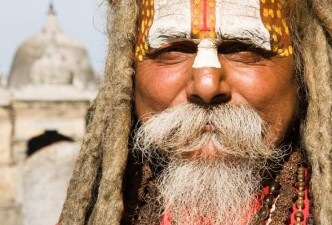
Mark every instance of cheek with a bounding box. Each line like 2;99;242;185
135;62;189;118
233;67;295;106
230;64;299;143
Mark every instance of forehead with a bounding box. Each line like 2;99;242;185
136;0;292;60
149;0;270;48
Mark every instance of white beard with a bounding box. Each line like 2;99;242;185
158;159;262;225
133;103;284;224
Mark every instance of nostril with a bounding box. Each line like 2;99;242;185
188;94;206;106
210;94;231;105
188;93;231;106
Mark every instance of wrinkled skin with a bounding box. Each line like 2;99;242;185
135;40;299;157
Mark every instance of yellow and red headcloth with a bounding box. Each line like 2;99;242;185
135;0;292;61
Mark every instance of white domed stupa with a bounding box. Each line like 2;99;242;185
8;3;95;89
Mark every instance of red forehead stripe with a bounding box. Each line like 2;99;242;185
191;0;216;40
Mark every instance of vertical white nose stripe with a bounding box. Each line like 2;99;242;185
192;39;221;68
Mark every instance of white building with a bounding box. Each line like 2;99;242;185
0;4;97;225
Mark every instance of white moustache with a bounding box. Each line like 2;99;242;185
134;103;278;161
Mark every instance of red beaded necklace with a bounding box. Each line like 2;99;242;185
253;150;309;225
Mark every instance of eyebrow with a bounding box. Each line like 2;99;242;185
155;27;190;37
148;28;272;52
216;32;272;51
148;28;192;48
152;34;266;46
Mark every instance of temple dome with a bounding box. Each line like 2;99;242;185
8;5;95;88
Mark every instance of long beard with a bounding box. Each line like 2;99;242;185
159;159;261;225
133;103;285;225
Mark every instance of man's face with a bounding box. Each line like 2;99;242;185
133;1;299;222
135;0;299;157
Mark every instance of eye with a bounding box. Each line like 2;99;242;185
146;42;197;64
218;42;275;64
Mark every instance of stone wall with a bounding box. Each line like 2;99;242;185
13;101;88;142
0;106;12;164
0;106;21;225
0;99;89;225
22;142;79;225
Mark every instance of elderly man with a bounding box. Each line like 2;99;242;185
59;0;331;224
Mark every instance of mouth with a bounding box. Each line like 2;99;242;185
202;123;215;132
179;124;220;160
181;140;229;161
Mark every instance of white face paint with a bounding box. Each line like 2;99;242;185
147;0;191;48
215;0;271;51
193;39;221;68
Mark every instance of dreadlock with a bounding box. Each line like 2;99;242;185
59;0;331;224
286;0;332;223
59;1;138;224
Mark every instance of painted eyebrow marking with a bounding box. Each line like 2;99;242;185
260;0;293;56
147;30;193;48
154;32;189;40
135;0;155;61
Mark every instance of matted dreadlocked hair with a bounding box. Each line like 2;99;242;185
59;0;331;224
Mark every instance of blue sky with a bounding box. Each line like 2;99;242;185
0;0;108;77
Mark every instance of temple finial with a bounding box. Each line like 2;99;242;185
48;0;56;15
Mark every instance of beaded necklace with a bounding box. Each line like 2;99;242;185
251;150;307;225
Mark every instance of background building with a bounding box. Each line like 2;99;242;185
0;4;97;225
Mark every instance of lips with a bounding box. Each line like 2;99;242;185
202;124;215;132
182;139;228;161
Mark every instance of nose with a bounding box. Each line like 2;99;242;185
187;67;231;106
